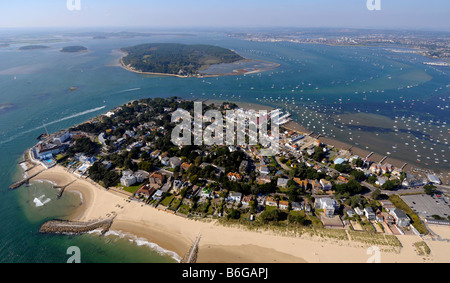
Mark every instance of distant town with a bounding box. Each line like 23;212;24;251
228;29;450;63
26;97;450;239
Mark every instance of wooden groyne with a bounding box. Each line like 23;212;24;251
9;169;46;190
39;218;114;235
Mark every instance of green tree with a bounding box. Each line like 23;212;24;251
423;184;437;195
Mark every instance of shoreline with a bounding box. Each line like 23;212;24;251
21;162;450;263
119;51;280;78
206;99;430;176
208;98;449;180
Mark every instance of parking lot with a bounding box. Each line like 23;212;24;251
401;194;450;219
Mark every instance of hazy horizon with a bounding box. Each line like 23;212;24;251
0;1;448;31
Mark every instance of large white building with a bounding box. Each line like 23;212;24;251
120;170;137;187
427;174;442;185
315;198;338;217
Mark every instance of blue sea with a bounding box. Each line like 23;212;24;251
0;29;448;262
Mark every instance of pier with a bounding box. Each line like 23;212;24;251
9;169;46;190
365;152;374;160
379;156;388;164
181;234;201;263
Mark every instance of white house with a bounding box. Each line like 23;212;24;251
291;202;304;211
315;198;338;217
277;178;289;188
228;192;242;203
364;207;376;221
169;157;182;169
134;170;149;183
259;165;270;175
390;208;410;227
120;172;137;187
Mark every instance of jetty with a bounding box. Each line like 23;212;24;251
181;234;201;263
56;180;78;199
39;218;114;235
9;169;46;190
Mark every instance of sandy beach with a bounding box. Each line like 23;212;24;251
22;162;450;263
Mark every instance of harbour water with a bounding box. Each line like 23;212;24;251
0;30;448;262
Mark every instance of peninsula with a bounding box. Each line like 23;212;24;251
120;43;276;77
15;97;450;263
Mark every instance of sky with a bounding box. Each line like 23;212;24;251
0;0;449;31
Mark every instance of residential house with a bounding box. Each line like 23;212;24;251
239;160;249;173
135;184;157;200
310;180;322;194
277;178;289;189
265;196;278;207
200;188;211;199
241;195;254;207
381;212;395;225
293;178;308;190
370;164;381;175
161;156;170;166
291;202;304;211
376;177;387;187
181;162;193;171
120;170;137;187
228;192;243;203
152;190;164;201
337;176;349;183
345;207;355;217
320;179;333;191
149;172;164;186
134;170;149;183
354;207;364;216
380;200;395;212
315;198;338;217
158;152;168;161
160;181;172;193
390;208;410;227
364;207;376;221
278;200;289;211
150;150;160;159
169;157;182;169
256;176;272;185
259;165;270;175
227;172;243;182
172;180;183;194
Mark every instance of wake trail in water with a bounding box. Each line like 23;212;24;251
115;88;141;94
0;106;106;146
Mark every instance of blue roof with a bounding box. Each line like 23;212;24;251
334;158;345;165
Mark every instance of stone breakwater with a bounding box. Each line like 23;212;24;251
39;218;114;235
